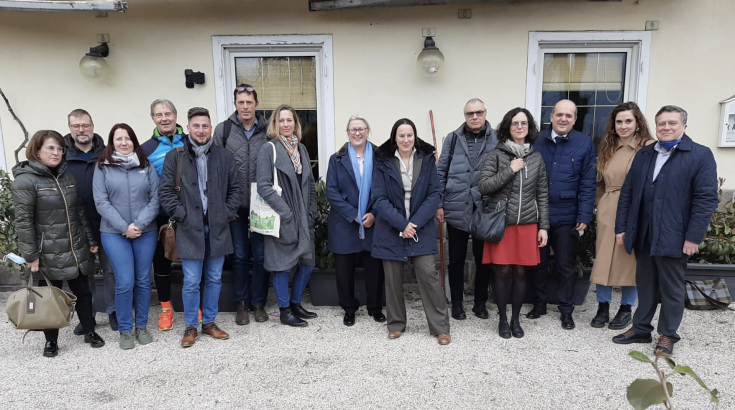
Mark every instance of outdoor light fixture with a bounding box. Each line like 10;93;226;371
417;36;445;77
79;42;110;81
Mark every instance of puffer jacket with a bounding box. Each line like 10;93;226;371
93;161;160;235
479;142;550;230
12;160;97;280
214;112;268;209
437;122;498;232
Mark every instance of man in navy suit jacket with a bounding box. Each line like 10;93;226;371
612;105;718;355
530;100;597;330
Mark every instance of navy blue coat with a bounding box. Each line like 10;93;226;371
534;129;597;226
326;142;377;254
371;137;441;261
64;133;106;242
615;135;718;258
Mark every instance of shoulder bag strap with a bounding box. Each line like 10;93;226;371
222;120;232;148
175;147;185;196
686;279;735;311
271;142;279;189
444;134;458;180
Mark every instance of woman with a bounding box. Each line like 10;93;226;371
257;104;318;327
12;130;105;357
326;115;385;326
94;124;159;349
590;102;654;329
479;108;549;339
371;118;450;345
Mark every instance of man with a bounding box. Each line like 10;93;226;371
530;99;596;329
436;98;497;320
64;109;116;334
141;99;186;331
213;84;269;325
612;105;717;355
159;107;243;347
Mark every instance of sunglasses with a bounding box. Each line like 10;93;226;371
236;86;255;92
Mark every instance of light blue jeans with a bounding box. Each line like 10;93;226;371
596;285;638;306
181;225;225;328
101;231;157;333
272;263;313;308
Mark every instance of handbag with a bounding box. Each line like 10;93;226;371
685;278;735;311
6;270;77;330
158;147;185;261
250;142;282;238
470;160;513;243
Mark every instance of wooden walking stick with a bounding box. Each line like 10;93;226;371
429;110;447;291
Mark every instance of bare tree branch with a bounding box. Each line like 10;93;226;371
0;87;30;164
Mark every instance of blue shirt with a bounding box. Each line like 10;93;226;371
653;143;676;181
240;117;258;139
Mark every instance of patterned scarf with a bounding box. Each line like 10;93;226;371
278;134;302;174
110;151;140;170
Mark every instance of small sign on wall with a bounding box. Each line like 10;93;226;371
720;95;735;147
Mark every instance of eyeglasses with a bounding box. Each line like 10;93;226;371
153;112;174;120
348;127;367;135
236;86;255;92
464;110;486;118
43;145;66;154
511;122;529;129
69;123;92;130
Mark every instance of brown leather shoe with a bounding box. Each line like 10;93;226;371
236;303;250;326
437;333;451;345
655;334;674;356
388;331;402;339
253;306;269;323
181;326;197;348
202;323;229;340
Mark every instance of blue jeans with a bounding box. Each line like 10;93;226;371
230;209;268;306
181;225;225;328
272;263;313;308
101;231;157;333
596;285;638;306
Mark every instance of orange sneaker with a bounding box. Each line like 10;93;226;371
159;308;173;331
198;309;202;324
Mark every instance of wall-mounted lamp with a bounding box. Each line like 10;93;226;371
417;36;445;77
185;69;205;88
79;42;110;81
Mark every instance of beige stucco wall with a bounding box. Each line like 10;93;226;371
0;0;733;186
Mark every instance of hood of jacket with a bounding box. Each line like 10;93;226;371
63;133;106;161
12;159;66;179
375;136;435;161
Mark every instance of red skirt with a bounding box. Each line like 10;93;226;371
482;224;540;266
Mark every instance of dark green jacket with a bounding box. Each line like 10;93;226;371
12;160;97;280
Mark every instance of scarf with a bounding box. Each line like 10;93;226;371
278;135;302;174
111;151;140;170
503;139;531;158
188;135;213;215
348;143;373;240
658;139;681;152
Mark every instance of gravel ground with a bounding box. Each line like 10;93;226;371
0;286;732;410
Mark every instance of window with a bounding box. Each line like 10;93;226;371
212;35;335;180
526;32;652;141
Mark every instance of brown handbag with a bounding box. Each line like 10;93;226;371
158;147;185;261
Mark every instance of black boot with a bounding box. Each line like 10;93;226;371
451;302;466;320
590;302;610;328
510;318;524;338
609;304;633;330
280;307;308;327
498;318;511;339
43;341;58;357
290;303;318;319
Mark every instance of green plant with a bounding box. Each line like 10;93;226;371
0;169;22;274
627;350;718;410
314;178;334;270
696;177;735;264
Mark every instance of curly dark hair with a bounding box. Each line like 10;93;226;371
496;108;539;144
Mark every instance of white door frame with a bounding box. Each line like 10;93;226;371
525;31;652;121
212;34;335;178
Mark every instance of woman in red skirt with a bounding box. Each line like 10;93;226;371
479;107;549;339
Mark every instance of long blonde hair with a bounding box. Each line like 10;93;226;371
597;102;653;181
266;104;303;141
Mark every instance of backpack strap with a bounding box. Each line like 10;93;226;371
222;120;233;148
174;147;185;195
444;134;459;181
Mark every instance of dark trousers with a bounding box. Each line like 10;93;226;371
534;224;578;314
446;223;492;306
39;274;95;342
632;242;688;342
153;216;173;302
334;251;384;315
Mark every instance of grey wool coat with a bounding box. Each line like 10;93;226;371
158;138;243;259
256;139;318;273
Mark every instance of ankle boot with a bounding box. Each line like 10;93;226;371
590;302;610;328
609;304;633;330
510;318;524;338
280;307;308;327
290;303;317;319
451;302;466;320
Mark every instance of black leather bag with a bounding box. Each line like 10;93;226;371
470;199;508;243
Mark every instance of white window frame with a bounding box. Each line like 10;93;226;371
212;35;335;178
525;31;652;123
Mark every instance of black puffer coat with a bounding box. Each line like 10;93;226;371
479;142;550;230
12;160;97;280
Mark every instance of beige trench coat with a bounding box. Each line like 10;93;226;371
591;136;652;287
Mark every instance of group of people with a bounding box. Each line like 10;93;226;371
10;83;719;357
